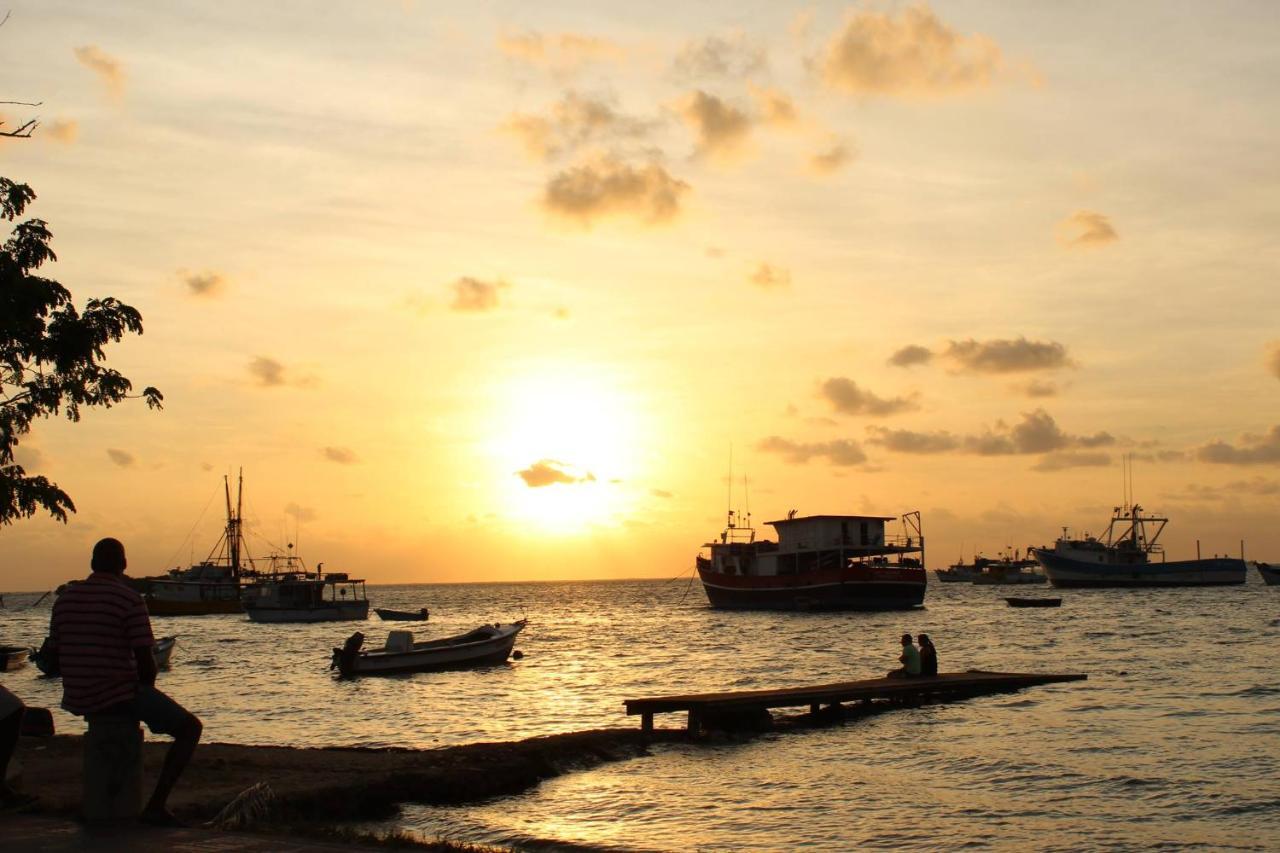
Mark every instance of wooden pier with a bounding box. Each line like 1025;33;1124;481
624;670;1087;735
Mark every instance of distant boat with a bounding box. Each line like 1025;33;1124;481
1005;597;1062;608
1253;561;1279;586
1;645;29;672
32;636;177;676
375;607;430;621
972;550;1046;585
132;471;252;616
696;509;927;611
243;570;369;623
934;555;990;583
1033;504;1246;588
331;621;526;676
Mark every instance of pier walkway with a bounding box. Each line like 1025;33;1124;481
624;670;1087;734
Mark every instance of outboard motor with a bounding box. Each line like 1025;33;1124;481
330;631;365;676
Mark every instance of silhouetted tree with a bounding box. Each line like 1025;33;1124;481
1;177;163;524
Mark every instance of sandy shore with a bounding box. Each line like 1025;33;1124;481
17;727;685;826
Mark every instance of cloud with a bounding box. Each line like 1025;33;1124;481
73;45;125;99
502;92;651;161
13;445;45;468
499;32;625;74
1031;451;1111;472
749;85;799;127
672;33;767;79
1175;477;1280;501
284;502;317;523
449;276;507;312
1195;425;1280;465
1059;211;1118;248
106;448;134;467
887;344;933;368
320;446;358;465
819;377;918;416
46;119;78;144
183;271;225;297
821;4;1004;98
866;426;960;454
650;488;673;499
678;90;753;160
749;263;790;289
248;356;286;387
943;337;1073;374
756;435;867;466
1014;379;1059;398
517;459;596;487
1266;342;1280;380
808;140;855;175
542;156;689;226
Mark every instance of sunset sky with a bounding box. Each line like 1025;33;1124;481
3;1;1278;590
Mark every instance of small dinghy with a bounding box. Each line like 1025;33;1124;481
1005;597;1062;608
332;620;526;677
0;645;30;672
31;636;177;676
1252;561;1279;586
375;607;430;621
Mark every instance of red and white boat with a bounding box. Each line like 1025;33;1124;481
695;509;926;611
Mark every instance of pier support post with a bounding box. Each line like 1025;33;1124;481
810;703;820;716
641;713;653;736
687;708;702;737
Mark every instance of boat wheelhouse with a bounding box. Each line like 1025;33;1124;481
243;570;369;623
1033;504;1246;588
696;510;926;611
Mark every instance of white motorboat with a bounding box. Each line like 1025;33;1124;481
331;621;526;677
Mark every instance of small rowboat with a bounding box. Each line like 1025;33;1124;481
1252;561;1279;586
1005;597;1062;608
375;607;430;621
332;620;526;677
31;635;177;676
1;645;30;672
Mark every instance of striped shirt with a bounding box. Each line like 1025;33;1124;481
50;572;155;715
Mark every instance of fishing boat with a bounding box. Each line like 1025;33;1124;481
133;471;253;616
933;557;986;583
0;645;29;672
695;509;927;610
1253;561;1279;586
972;550;1046;585
243;568;369;623
375;607;430;621
331;621;526;677
31;636;178;676
1033;504;1247;588
1005;597;1062;608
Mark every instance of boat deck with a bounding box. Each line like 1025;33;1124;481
624;670;1086;734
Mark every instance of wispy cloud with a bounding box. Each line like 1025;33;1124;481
518;459;596;487
820;4;1004;98
320;446;358;465
499;31;625;75
672;32;767;80
74;45;125;100
449;277;507;313
542;156;689;226
887;344;933;368
1013;379;1059;398
749;85;799;127
1059;211;1118;247
1196;425;1280;465
183;271;226;297
756;435;867;466
867;409;1113;459
46;119;78;144
106;448;134;467
819;377;918;417
247;356;316;389
943;337;1073;374
1031;451;1111;472
285;502;317;523
1266;342;1280;380
808;140;855;175
749;263;790;289
502;92;651;162
678;90;753;161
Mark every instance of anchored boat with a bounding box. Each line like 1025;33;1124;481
695;509;926;610
972;550;1046;585
1033;504;1246;588
1253;561;1279;586
331;621;526;676
243;568;369;623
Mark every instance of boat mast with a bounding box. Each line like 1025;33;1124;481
227;468;244;576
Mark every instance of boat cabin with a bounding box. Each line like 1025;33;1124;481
703;512;923;577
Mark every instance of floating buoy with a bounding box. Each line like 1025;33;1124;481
512;650;524;660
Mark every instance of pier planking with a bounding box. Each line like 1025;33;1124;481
624;670;1087;734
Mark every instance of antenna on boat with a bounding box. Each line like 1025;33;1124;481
726;444;734;529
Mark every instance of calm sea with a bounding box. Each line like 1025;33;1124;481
2;576;1278;851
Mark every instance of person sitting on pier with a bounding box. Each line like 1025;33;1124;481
888;633;921;678
49;538;203;825
917;634;938;677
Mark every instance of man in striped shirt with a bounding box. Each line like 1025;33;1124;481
50;538;202;824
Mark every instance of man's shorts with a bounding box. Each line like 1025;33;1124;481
87;685;195;736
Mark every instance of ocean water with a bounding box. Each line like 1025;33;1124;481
2;576;1278;850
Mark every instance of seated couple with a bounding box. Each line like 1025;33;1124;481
888;633;937;678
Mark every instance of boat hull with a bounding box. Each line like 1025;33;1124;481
141;579;244;616
933;570;975;583
341;623;525;676
1253;562;1279;586
972;574;1046;585
1;646;30;672
1034;550;1247;588
246;601;370;623
698;566;926;611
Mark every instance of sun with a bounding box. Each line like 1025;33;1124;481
485;363;647;533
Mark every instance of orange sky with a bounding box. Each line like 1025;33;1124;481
3;2;1279;590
